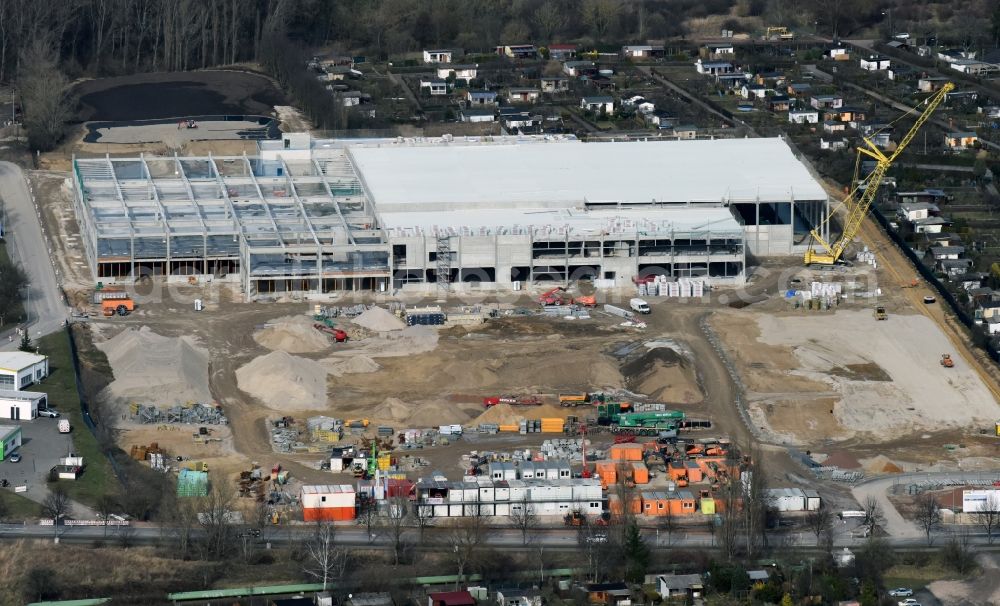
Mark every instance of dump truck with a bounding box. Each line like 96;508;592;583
940;354;954;368
874;306;887;320
559;393;591;407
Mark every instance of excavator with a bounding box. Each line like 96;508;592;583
538;287;597;307
804;82;955;267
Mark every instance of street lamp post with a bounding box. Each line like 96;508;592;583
882;9;893;38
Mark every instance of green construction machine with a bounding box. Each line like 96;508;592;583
614;411;687;436
596;402;687;436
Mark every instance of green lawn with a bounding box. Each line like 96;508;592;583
0;241;25;327
32;331;116;507
0;488;42;520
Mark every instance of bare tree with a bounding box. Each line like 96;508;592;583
914;492;942;546
508;495;538;546
198;481;237;560
302;522;349;591
357;497;379;543
380;496;411;566
742;454;771;559
41;488;71;537
658;507;677;547
974;492;1000;545
17;38;74;151
116;522;136;549
576;517;613;583
95;492;119;538
806;506;833;546
862;495;885;538
942;529;976;574
442;514;490;587
413;502;434;539
534;1;567;42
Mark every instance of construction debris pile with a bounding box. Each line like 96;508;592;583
131;402;228;425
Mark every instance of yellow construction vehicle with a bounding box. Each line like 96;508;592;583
804;82;955;266
874;305;887;320
765;26;794;40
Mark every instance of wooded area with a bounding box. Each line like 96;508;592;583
5;0;996;87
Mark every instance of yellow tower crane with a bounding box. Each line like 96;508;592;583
804;82;955;266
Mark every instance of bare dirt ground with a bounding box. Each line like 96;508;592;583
77;288;719;485
715;307;998;446
927;553;1000;605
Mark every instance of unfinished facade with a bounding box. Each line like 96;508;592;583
72;134;828;300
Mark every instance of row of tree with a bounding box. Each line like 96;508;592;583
5;0;973;86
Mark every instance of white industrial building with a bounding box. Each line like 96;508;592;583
71;134;829;300
0;352;49;391
963;488;1000;512
0;389;48;420
414;476;604;517
766;487;822;512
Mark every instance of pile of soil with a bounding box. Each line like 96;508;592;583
352;307;405;332
823;450;862;469
862;454;903;474
473;402;523;425
371;397;412;423
328;325;439;358
325;355;381;376
235;351;329;411
97;327;211;406
253;315;331;353
621;346;702;403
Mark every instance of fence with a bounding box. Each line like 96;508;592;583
868;206;1000;363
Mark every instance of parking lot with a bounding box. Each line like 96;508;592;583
1;414;75;506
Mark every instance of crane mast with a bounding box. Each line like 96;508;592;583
804;82;955;266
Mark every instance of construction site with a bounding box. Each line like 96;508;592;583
31;79;1000;529
70;134;829;299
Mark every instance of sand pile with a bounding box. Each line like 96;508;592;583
371;397;411;422
862;454;903;474
236;351;329;411
407;402;474;428
521;403;571;420
473;403;525;425
325;355;381;376
254;315;331;353
352;306;405;332
98;327;211;406
330;325;439;358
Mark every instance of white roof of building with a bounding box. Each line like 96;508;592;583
0;352;47;372
348;137;827;213
0;389;46;401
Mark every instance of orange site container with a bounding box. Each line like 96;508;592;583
631;462;649;485
303;506;355;522
685;461;703;483
594;461;618;489
609;444;644;461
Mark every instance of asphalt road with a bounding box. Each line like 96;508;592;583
0;161;69;350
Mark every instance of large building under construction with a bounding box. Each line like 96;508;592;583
72;134;829;299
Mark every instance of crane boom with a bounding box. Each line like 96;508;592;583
804;82;955;266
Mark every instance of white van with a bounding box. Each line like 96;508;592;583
629;298;651;314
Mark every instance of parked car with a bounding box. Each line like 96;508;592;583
897;599;920;606
923;295;936;304
37;409;60;418
8;452;21;463
888;589;914;597
585;533;608;544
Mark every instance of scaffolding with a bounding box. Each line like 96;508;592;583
435;236;451;292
